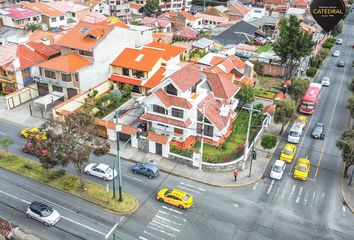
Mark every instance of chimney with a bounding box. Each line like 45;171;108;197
219;104;229;117
40;37;50;46
244;60;254;79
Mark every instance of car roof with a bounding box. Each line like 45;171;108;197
290;122;303;130
284;143;295;149
96;163;109;171
142;163;158;172
298;158;310;164
274;160;285;166
169;189;187;197
30;201;50;211
315;122;324;127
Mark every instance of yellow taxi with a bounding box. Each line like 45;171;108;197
20;128;47;140
295;115;308;129
293;158;311;181
157;188;193;209
280;144;296;163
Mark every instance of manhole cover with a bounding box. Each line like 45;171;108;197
233;203;239;208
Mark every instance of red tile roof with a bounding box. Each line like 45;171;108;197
56;21;113;51
140;17;171;28
154;89;193;109
121;125;139;135
109;74;143;86
173;28;198;40
38;53;92;73
274;92;285;100
229;1;249;15
145;41;186;61
205;72;240;100
21;2;64;17
143;67;166;89
193;13;229;23
238;75;256;86
292;0;307;7
111;47;164;72
169;64;202;92
141;113;192;128
147;131;170;144
129;3;143;9
263;0;287;4
29;30;64;44
1;5;40;19
26;42;60;58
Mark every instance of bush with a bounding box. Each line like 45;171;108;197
322;37;336;49
22;163;33;170
319;48;330;59
306;67;318;77
49;169;66;180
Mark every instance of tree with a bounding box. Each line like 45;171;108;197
274;99;296;135
348;78;354;93
143;0;162;17
347;96;354;119
331;20;343;36
273;15;315;79
261;135;277;156
25;23;42;32
336;128;354;177
0;137;14;155
289;77;310;104
37;112;110;189
238;85;255;106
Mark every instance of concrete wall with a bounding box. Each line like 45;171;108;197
5;83;39;109
261;63;297;78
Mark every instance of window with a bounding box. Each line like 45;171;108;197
158;123;168;127
44;70;55;79
79;50;93;57
39;67;43;76
51;17;57;22
132;70;144;79
191;84;197;93
60;16;65;20
172;108;183;118
122;68;129;76
197;110;211;123
165;84;177;96
197;123;214;137
132;85;141;93
72;13;76;17
153;105;166;114
74;73;79;82
61;73;72;82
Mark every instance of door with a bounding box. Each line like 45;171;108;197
156;143;162;155
37;82;49;96
67;88;78;99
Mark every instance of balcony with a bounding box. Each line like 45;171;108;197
33;75;77;88
0;74;15;83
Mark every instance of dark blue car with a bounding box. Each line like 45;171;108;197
131;163;159;179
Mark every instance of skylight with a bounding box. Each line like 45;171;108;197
79;26;89;33
135;54;144;62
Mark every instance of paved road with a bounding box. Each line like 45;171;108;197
1;14;354;240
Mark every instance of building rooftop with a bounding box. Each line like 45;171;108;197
47;1;89;13
0;5;40;19
20;1;64;17
37;53;92;73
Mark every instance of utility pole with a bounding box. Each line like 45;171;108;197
248;141;257;177
114;111;123;202
199;103;206;170
243;104;253;170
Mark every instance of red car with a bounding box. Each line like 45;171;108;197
22;142;48;157
255;38;266;46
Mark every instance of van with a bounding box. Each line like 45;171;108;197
287;122;303;144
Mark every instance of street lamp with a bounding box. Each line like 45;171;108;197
337;139;354;185
114;110;123;202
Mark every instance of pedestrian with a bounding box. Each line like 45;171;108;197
233;169;238;182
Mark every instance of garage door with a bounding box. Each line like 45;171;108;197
119;132;131;142
156;143;162;155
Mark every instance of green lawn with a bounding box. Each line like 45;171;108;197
253;88;277;99
256;44;272;53
0;152;138;214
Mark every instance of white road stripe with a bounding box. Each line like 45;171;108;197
124;175;144;182
252;182;259;190
177;185;201;194
151;220;180;232
158;210;186;222
303;191;309;206
342;206;346;216
0;189;30;204
267;180;275;194
162;206;184;215
274;186;280;198
139;236;149;240
0;131;6;136
295;187;303;203
281;182;289;199
146;226;175;238
310;191;316;208
288;185;296;200
179;182;206;192
154;215;181;226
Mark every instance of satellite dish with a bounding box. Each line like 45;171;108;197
41;23;48;31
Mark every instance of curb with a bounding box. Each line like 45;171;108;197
340;164;354;214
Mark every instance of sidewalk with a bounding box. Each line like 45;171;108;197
341;165;354;214
111;123;282;187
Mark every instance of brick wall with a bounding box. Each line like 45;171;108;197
261;63;298;78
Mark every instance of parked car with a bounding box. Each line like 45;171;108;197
26;201;61;226
280;144;296;163
255;37;266;46
84;163;117;181
235;51;250;59
311;122;324;139
336;38;343;45
22;141;48;157
157;188;193;209
287;122;303;144
337;60;345;67
293;158;311;181
332;50;340;57
295;115;308;128
21;128;46;140
131;163;159;178
321;77;330;86
270;160;286;180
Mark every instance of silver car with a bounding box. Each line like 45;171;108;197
84;163;117;181
26;201;61;226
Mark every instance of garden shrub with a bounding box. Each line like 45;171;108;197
306;67;318;77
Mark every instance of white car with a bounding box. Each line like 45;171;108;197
84;163;117;181
321;77;330;86
270;160;286;180
26;201;61;226
332;50;340;57
336;38;343;45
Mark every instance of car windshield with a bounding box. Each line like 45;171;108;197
290;131;300;137
297;165;307;172
283;149;293;155
301;103;314;110
41;207;53;217
183;194;190;201
165;189;173;196
272;165;283;173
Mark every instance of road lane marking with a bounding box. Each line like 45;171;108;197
151;220;180;232
123;174;144;182
145;228;172;239
139;236;149;240
281;182;289;199
288;185;296;200
177;185;202;194
295;187;303;203
162;206;184;215
342;206;346;216
266;180;275;194
310;191;316;208
158;210;186;222
154;215;181;226
252;182;259;190
274;185;280;198
303;191;309;206
179;182;206;192
0;189;30;204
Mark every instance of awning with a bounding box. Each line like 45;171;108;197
34;91;65;111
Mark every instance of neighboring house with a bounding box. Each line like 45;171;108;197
85;0;110;15
228;0;251;21
173;27;198;41
0;5;41;28
20;2;67;29
140;17;172;32
28;29;65;45
139;63;240;157
80;12;108;23
32;20;152;99
193;13;229;29
0;42;60;93
249;15;278;36
192;37;214;51
109;41;186;95
0;26;29;45
47;1;90;22
248;5;266;20
160;0;193;12
262;0;288;13
285;7;306;16
291;0;308;8
159;11;197;29
204;5;229;18
214;20;260;49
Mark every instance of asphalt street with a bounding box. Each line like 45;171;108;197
1;13;354;240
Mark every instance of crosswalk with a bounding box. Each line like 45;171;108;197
138;182;206;240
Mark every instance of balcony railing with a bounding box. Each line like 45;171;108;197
0;74;15;83
33;75;76;88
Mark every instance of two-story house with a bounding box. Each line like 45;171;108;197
193;13;229;29
109;41;186;95
47;1;90;22
85;0;110;15
32;20;152;99
140;17;172;33
139;63;241;157
0;5;41;29
20;1;67;29
0;26;29;46
159;0;193;12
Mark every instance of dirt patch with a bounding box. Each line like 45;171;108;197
257;75;284;90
